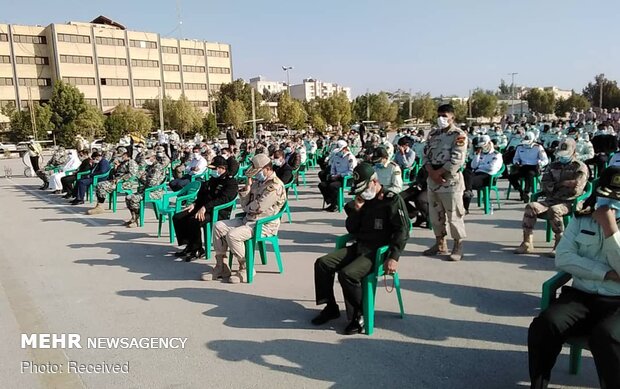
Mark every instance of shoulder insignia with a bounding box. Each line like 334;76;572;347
455;136;466;147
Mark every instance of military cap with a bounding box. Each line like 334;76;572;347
245;154;271;177
555;138;576;158
371;147;389;163
351;162;378;195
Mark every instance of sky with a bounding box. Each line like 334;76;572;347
1;0;618;97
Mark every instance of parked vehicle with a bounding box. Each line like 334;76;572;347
0;142;17;153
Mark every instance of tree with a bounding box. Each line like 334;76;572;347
410;93;437;122
582;73;620;109
203;113;219;139
555;94;591;117
76;104;105;140
278;92;307;129
215;79;262;118
103;104;152;143
498;79;511;95
470;90;498;118
2;102;53;142
525;88;556;114
171;95;204;136
318;92;352;126
221;97;246;129
352;92;397;123
256;104;273;123
143;96;176;130
451;99;468;122
48;80;93;146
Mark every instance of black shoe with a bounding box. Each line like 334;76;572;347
174;248;189;257
522;193;530;203
311;305;340;325
343;316;364;335
70;199;84;205
39;183;49;190
62;193;73;199
325;204;337;212
184;248;205;262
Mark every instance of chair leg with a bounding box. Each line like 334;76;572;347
338;189;344;213
546;221;552;243
494;187;501;210
169;216;175;244
363;275;377;335
393;273;405;318
476;190;482;208
485;187;491;214
272;238;283;273
157;216;163;238
139;203;145;227
246;240;255;284
204;223;212;260
285;203;292;223
568;345;582;375
257;241;268;265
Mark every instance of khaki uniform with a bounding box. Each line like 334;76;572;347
374;161;403;194
125;162;167;212
423;125;468;240
96;159;139;201
522;160;588;236
214;173;286;267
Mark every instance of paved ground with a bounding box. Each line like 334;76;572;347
0;156;600;389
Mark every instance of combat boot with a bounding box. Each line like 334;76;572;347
515;231;534;254
126;212;139;228
227;262;256;284
86;203;105;215
201;257;232;281
123;211;135;226
423;236;449;256
448;240;464;262
546;235;561;258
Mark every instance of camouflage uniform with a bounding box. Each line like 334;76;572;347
423;125;468;242
125;160;167;213
36;148;68;185
96;158;139;202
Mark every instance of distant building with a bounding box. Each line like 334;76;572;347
519;86;573;100
249;76;287;95
290;78;351;102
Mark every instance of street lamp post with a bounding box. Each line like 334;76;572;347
282;66;293;94
508;72;518;116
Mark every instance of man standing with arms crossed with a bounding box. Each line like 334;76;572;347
423;104;468;261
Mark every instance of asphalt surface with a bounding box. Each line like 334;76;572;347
0;156;600;389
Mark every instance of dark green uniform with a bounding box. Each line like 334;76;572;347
314;189;409;320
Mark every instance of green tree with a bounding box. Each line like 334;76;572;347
215;79;262;118
104;104;152;143
498;79;511;95
555;94;591;117
143;96;176;130
582;73;620;109
221;97;247;129
256;104;273;123
203;113;219;139
278;92;307;129
450;99;468;122
410;93;437;122
2;102;53;142
318;92;352;126
76;104;105;140
171;95;204;136
470;90;499;118
48;80;92;146
352;92;398;123
525;88;556;114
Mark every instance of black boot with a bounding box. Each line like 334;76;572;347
343;315;364;335
311;304;340;325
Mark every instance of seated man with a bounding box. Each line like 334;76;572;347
169;145;208;191
124;151;167;228
463;135;502;213
312;162;409;334
173;156;238;262
71;152;110;205
87;147;139;215
508;131;549;203
61;150;92;198
318;141;357;212
528;167;620;389
37;146;68;190
271;150;294;186
371;147;402;194
49;149;81;194
515;138;588;256
209;154;286;283
393;137;416;171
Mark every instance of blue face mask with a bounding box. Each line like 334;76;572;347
254;171;266;182
374;163;385;169
557;155;572;164
595;197;620;218
210;170;221;178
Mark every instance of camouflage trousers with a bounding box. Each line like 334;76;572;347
213;218;254;265
428;190;467;240
522;200;571;235
96;180;116;203
125;189;164;213
36;169;49;183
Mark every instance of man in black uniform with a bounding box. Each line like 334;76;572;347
312;162;410;334
272;150;294;186
172;156;239;262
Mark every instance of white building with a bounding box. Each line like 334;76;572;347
290;78;351;101
249;76;287;95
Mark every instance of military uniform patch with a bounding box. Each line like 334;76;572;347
455;136;466;147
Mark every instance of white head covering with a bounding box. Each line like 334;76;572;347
63;149;81;171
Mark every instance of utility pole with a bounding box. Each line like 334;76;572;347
282;66;293;94
468;89;472;118
508;72;518;115
366;89;370;121
408;88;412;119
599;74;605;108
27;87;37;141
251;88;257;139
158;85;165;133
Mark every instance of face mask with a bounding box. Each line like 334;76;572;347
437;116;450;129
482;144;493;153
221;154;229;160
284;147;292;154
374;162;385;169
210;170;221;178
557;155;572;164
272;159;283;167
145;159;154;166
254;171;266;182
360;186;376;200
595;197;620;218
194;153;201;159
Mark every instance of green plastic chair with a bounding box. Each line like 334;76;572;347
139;183;168;227
203;196;238;259
506;166;540;200
227;202;288;284
335;234;405;335
108;177;138;212
476;164;506;215
167;159;182;181
64;168;77;176
282;181;295;223
284;177;298;201
156;181;202;243
298;161;308;187
337;175;353;213
541;271;587;375
190;169;210;182
76;170;91;180
44;165;61;174
87;169;111;203
307;152;318;168
531;181;593;242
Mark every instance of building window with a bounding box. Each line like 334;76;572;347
131;59;159;68
161;46;178;54
57;33;91;44
18;78;52;86
208;67;231;74
0;100;15;109
134;79;160;87
84;98;98;106
209;84;221;92
182;65;205;73
163;64;179;71
100;78;129;86
98;57;127;66
95;36;125;46
63;77;96;86
0;33;8;42
0;78;14;86
129;39;157;49
207;50;229;58
21;100;47;108
184;83;207;90
102;98;130;106
13;34;46;44
164;82;181;90
180;48;204;56
60;54;93;64
0;55;10;63
190;100;209;107
15;56;49;65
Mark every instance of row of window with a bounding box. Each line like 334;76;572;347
20;99;49;108
16;56;49;65
13;34;46;44
131;58;158;68
181;48;204;56
63;77;96;86
163;64;179;71
0;100;14;108
101;78;129;86
99;56;126;66
0;33;7;42
0;55;10;63
0;78;12;86
95;36;125;47
190;101;209;107
207;50;229;58
184;83;207;90
134;79;160;87
162;46;178;54
57;33;90;44
61;54;93;64
0;78;52;87
85;98;98;106
164;82;181;89
183;65;205;73
209;67;230;74
102;98;130;106
129;39;157;49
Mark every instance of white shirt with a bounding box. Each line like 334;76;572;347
186;155;207;175
471;151;502;175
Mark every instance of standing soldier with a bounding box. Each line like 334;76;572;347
124;151;167;228
515;138;588;257
87;147;139;215
422;104;468;261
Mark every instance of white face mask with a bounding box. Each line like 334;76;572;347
360;185;376;200
194;153;201;159
437;116;450;129
145;159;154;166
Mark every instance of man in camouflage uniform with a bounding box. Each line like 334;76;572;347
515;138;589;257
422;104;468;261
124;151;167;228
86;147;139;215
206;154;286;284
37;146;68;190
